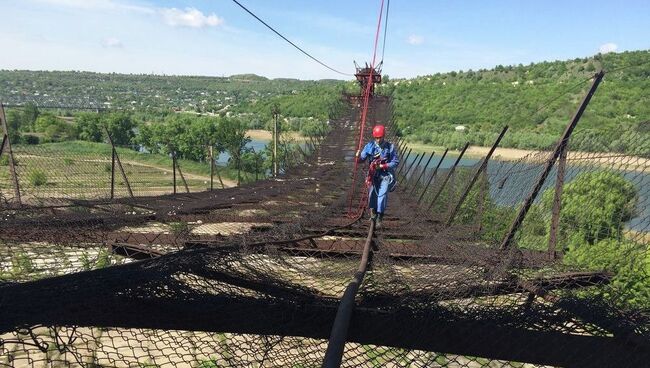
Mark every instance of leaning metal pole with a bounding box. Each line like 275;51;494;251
500;71;604;250
426;143;470;211
446;126;508;226
417;148;448;205
0;103;22;205
409;151;435;195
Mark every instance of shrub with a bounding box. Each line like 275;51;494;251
23;134;40;145
29;170;48;186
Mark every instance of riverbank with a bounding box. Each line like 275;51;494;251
246;129;308;142
405;140;650;173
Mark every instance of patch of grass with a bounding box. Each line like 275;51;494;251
169;221;189;236
195;359;222;368
63;158;74;165
29;170;48;186
12;252;35;276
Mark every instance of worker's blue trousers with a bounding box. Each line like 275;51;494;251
368;174;392;214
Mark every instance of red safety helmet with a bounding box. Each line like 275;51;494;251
372;125;385;138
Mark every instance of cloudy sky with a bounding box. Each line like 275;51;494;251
1;0;648;79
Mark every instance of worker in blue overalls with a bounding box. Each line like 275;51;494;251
355;125;399;229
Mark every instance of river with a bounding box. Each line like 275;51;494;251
400;152;649;232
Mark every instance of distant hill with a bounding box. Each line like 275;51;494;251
0;70;342;118
229;73;269;82
386;50;650;153
1;50;648;154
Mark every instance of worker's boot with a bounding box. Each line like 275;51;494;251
370;209;377;221
375;213;383;230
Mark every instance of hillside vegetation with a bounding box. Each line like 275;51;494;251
385;50;650;154
1;50;648;154
0;70;343;117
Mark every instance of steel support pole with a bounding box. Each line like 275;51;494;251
172;152;177;194
426;143;470;211
111;147;116;199
547;145;567;259
396;148;412;176
104;126;133;198
0;103;22;205
400;152;421;182
401;152;425;191
274;112;279;177
446;126;508;226
176;162;190;193
209;146;214;191
417;149;448;205
409;151;435;195
500;71;604;250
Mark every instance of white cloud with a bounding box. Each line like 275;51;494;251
103;37;123;48
599;42;618;54
407;35;424;45
161;7;223;28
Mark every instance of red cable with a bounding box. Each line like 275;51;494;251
347;0;386;218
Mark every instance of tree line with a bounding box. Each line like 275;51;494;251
3;104;330;184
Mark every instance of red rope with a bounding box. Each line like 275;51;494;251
347;0;385;218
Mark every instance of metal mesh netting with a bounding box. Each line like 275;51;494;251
1;87;650;367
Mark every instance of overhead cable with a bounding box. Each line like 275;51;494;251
230;0;353;76
380;0;390;63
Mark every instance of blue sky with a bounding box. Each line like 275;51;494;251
1;0;648;79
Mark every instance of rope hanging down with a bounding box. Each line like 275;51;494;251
230;0;352;77
347;0;387;217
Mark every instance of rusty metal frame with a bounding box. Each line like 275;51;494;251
500;71;604;250
446;126;508;226
426;143;469;211
408;151;435;195
417;148;448;205
401;151;426;192
104;126;134;199
0;103;22;205
396;148;412;177
547;144;568;259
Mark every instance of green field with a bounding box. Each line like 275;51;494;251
0;141;246;204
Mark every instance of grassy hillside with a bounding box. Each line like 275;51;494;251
0;141;243;200
386;50;650;154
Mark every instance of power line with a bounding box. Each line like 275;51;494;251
230;0;353;77
380;0;390;63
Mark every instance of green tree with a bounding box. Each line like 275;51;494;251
76;112;103;142
543;171;637;246
6;110;22;144
34;113;77;142
222;118;251;185
22;102;39;131
105;113;135;145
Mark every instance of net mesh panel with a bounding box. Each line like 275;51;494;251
1;94;650;367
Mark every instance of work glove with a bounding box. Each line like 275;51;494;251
375;162;389;170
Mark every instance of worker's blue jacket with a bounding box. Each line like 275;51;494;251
359;140;399;175
358;140;399;214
